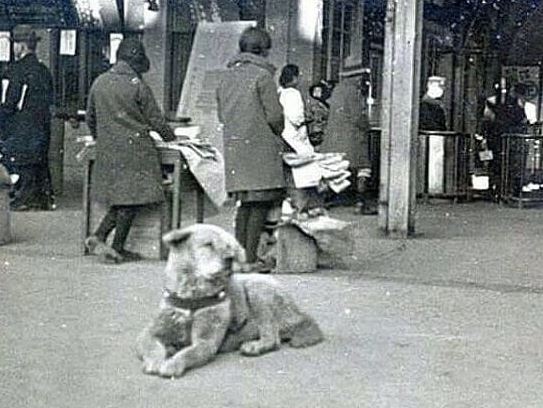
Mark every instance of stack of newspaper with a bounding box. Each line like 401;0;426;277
283;152;351;193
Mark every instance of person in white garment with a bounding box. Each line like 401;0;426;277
277;64;314;156
277;64;324;216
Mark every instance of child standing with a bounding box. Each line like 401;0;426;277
278;64;323;216
305;83;330;149
278;64;314;156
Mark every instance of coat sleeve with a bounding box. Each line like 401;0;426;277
86;86;97;139
0;67;23;120
256;74;284;136
139;81;175;142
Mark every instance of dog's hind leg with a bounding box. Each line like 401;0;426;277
287;314;324;348
239;288;281;356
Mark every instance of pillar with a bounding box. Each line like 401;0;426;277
378;0;424;237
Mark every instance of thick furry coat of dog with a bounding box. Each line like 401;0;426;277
136;224;323;378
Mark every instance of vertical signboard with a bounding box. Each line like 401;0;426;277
175;21;256;153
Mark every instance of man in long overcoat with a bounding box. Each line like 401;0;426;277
0;25;54;211
216;27;285;268
320;71;374;214
85;37;175;264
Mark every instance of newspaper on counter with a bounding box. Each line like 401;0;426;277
283;152;351;193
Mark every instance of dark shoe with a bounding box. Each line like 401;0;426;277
84;235;101;254
10;204;29;212
100;251;123;264
85;236;124;263
241;260;273;274
354;202;378;216
40;200;57;211
118;249;144;262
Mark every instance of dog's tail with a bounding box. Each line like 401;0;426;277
287;314;324;348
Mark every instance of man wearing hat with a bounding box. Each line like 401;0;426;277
0;24;54;211
419;76;447;131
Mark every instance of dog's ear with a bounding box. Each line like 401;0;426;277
163;228;193;248
221;234;246;273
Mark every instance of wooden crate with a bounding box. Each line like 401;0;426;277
274;224;317;274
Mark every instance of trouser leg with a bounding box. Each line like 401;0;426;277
235;203;250;251
111;205;140;253
27;162;54;209
38;161;55;206
94;207;118;242
288;187;310;213
10;165;39;208
354;168;377;215
236;201;273;263
486;136;502;196
244;201;273;263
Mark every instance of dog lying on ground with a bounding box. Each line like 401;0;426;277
136;224;323;378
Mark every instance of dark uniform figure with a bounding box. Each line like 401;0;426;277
419;76;447;132
320;71;375;215
483;84;528;196
85;37;175;264
0;25;54;210
419;97;447;131
216;27;286;269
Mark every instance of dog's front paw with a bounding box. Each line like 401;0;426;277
142;359;162;375
158;359;185;378
240;340;276;356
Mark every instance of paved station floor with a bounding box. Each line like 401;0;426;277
2;198;543;408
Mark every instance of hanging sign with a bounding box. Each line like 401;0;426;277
0;32;10;62
109;33;124;64
60;30;77;56
176;21;256;152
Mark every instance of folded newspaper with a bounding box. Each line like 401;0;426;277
283;152;351;193
77;133;227;211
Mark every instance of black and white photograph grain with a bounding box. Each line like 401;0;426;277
1;1;543;407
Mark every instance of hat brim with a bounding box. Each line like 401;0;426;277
11;34;41;43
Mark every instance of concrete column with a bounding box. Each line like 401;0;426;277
378;0;424;237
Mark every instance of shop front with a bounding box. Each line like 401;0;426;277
3;0;543;237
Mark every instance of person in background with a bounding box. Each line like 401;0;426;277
0;24;55;211
320;70;374;215
306;82;330;149
483;82;528;198
216;27;285;272
278;64;324;216
419;76;447;131
84;37;175;264
277;64;313;155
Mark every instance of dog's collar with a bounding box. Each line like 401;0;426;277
162;288;228;312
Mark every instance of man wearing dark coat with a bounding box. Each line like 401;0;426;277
84;37;175;264
0;25;54;211
320;70;374;214
483;83;528;196
216;27;285;270
419;76;447;131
